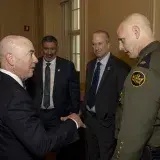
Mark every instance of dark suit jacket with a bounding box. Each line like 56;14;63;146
84;54;130;127
26;56;80;116
0;72;77;160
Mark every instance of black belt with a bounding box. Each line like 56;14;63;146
142;146;160;160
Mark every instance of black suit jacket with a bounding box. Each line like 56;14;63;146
0;72;77;160
26;56;80;116
84;54;130;126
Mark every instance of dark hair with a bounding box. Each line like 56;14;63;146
93;30;110;41
42;35;58;45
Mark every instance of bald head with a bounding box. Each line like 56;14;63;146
0;35;38;80
119;13;152;36
0;35;33;58
117;13;155;58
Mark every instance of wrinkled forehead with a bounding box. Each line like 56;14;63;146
43;41;57;48
118;23;130;39
92;33;108;43
7;37;35;56
14;38;34;49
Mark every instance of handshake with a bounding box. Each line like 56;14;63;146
61;113;86;129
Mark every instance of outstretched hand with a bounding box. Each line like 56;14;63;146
61;113;86;128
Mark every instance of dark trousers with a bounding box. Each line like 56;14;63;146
57;133;85;160
84;111;116;160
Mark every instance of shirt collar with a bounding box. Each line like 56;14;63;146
97;52;110;65
0;69;23;87
43;57;56;65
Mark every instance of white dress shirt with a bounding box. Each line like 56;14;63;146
41;58;79;128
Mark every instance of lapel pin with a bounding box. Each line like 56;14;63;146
107;66;111;70
58;69;60;72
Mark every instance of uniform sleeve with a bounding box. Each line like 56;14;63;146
112;67;160;160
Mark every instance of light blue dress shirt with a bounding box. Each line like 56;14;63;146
87;52;110;113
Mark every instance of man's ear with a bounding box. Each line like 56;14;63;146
132;25;140;39
6;53;14;66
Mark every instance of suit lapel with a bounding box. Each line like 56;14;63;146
53;57;61;95
87;59;96;91
97;54;114;92
37;58;43;91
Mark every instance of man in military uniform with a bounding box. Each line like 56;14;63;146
112;13;160;160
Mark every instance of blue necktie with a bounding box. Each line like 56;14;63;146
87;62;101;108
43;62;51;109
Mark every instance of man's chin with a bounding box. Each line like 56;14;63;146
125;51;133;58
44;56;56;62
27;72;33;79
95;53;105;58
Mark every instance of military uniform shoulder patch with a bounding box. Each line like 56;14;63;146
131;71;146;87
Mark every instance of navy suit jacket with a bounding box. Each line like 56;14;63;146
26;56;80;117
84;54;130;126
0;72;77;160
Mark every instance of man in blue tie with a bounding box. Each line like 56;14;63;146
84;30;130;160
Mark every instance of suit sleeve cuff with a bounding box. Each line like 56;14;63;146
69;118;79;129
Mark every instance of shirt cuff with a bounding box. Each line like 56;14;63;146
69;118;79;129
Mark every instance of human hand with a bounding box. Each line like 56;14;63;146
61;113;86;128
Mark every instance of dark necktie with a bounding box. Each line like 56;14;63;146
87;62;101;108
43;62;51;109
